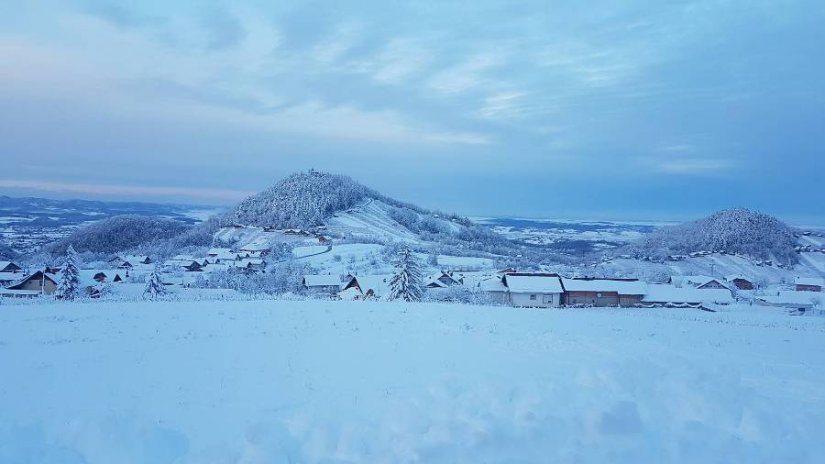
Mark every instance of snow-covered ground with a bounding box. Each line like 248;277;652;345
1;300;824;463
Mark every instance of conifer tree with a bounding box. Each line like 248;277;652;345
389;248;423;302
55;245;81;300
143;267;166;300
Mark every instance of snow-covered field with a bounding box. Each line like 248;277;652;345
2;300;824;463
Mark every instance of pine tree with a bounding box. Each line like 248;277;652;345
389;248;423;302
143;267;166;300
55;245;81;300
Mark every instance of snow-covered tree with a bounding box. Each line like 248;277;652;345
389;248;423;302
55;245;81;300
143;267;166;300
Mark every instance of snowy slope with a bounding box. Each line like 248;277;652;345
1;300;824;463
326;198;432;243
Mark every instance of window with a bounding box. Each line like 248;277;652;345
530;294;537;300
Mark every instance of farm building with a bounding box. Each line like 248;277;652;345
501;273;564;308
561;278;647;307
795;277;824;292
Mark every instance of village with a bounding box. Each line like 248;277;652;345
1;230;823;313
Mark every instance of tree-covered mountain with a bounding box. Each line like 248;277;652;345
627;208;798;264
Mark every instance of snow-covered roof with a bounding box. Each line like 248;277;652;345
477;276;507;292
794;277;825;287
208;248;232;256
0;261;20;272
349;275;391;296
240;242;270;251
725;275;752;282
561;278;647;295
757;291;821;308
643;284;733;305
0;272;20;283
338;287;363;300
303;274;342;288
504;274;563;293
671;275;718;287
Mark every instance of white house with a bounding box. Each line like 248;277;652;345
501;273;564;308
303;274;342;296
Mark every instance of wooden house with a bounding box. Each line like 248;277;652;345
725;275;755;290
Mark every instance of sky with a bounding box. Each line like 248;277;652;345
1;0;824;223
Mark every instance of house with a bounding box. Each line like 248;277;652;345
795;277;824;292
725;275;755;290
670;275;732;292
476;275;510;305
164;256;204;272
239;242;271;258
303;274;342;296
234;258;266;273
341;275;392;300
643;284;733;307
109;255;152;269
755;291;821;311
0;261;23;273
501;273;564;308
424;271;463;289
561;278;647;307
212;251;241;264
208;247;232;257
2;270;58;296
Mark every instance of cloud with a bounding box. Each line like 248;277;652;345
427;52;508;95
654;158;734;175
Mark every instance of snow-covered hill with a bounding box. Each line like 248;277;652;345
626;208;798;265
220;171;509;256
1;299;823;462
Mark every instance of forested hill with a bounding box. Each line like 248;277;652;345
626;208;799;265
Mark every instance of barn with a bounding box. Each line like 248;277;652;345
561;278;647;307
795;277;824;293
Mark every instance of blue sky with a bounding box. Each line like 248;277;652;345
1;0;823;222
